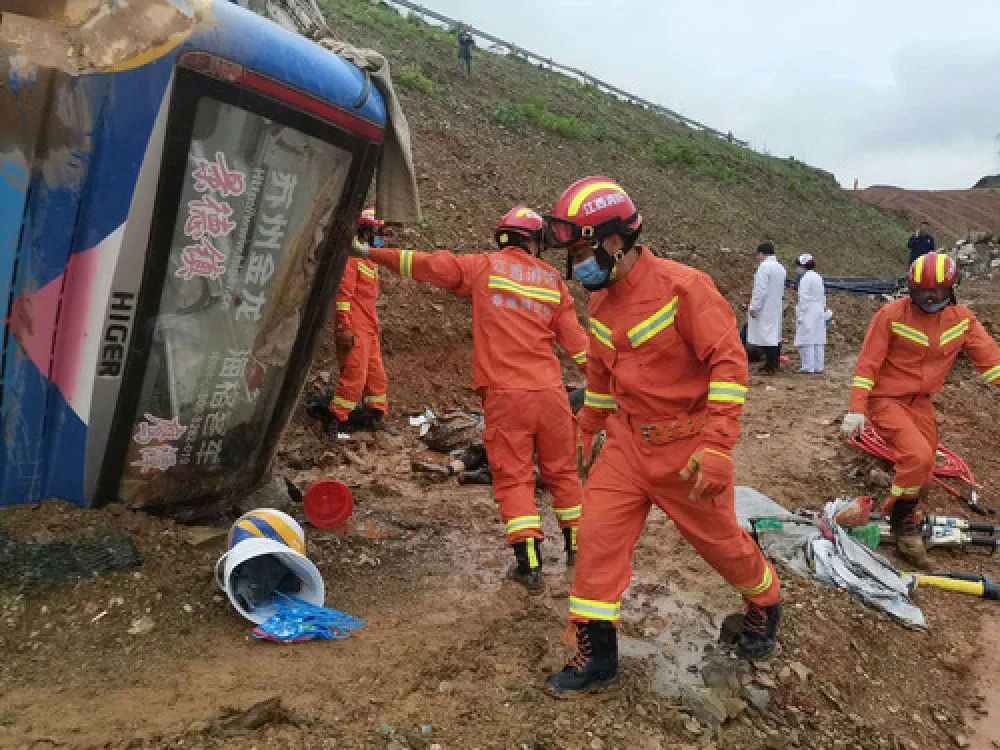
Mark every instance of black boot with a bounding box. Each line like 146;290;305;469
563;526;578;567
306;395;344;441
507;538;543;592
323;413;345;442
547;620;619;693
738;601;781;659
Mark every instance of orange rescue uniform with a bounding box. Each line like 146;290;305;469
850;297;1000;499
330;256;388;421
571;248;779;624
369;244;588;543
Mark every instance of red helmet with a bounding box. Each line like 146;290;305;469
908;252;957;289
544;176;642;249
495;205;544;248
358;206;384;230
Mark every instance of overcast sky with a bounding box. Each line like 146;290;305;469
414;0;1000;190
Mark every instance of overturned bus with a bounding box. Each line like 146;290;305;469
1;0;415;509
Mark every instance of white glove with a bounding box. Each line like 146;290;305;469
351;238;371;258
841;412;866;437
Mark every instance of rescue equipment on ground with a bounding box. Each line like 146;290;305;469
847;425;995;515
907;572;1000;601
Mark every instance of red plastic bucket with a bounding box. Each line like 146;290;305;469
303;479;354;528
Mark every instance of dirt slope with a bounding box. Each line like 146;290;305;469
321;0;909;281
857;186;1000;245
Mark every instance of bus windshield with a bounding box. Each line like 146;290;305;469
118;96;352;506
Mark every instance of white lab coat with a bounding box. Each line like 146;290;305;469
747;256;786;346
794;270;827;346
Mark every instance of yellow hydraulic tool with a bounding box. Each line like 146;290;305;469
907;572;1000;600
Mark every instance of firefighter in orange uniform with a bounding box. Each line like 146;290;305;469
543;177;781;694
351;207;589;588
842;252;1000;568
325;207;390;435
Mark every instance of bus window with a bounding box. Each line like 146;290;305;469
116;96;353;506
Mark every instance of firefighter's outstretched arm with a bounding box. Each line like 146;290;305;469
364;243;482;297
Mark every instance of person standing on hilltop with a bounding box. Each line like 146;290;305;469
793;253;827;374
747;242;787;375
457;26;475;75
842;252;1000;568
907;221;936;267
348;207;589;589
542;177;781;694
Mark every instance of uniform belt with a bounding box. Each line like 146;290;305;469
625;412;707;446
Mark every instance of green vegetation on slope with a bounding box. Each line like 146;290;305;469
318;0;910;283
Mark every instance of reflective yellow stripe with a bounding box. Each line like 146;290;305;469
554;504;582;521
572;351;587;365
332;396;357;410
487;275;561;304
358;262;378;279
984;364;1000;383
569;596;621;621
891;322;929;347
335;301;351;311
400;250;414;278
506;515;542;534
704;448;732;462
890;484;921;497
567;181;624;217
940;318;969;346
913;256;923;284
738;565;774;597
936;253;947;283
627;297;678;348
526;537;539;569
590;318;614;349
707;381;748;404
852;376;875;390
584;390;616;409
366;394;387;405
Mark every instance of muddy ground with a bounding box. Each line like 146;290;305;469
2;276;1000;750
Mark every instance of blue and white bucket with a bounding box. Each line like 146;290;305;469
215;509;325;624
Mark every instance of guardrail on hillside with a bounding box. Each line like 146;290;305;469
380;0;749;148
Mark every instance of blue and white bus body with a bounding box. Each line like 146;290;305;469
1;1;385;508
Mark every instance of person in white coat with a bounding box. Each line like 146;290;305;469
747;243;787;374
793;253;827;373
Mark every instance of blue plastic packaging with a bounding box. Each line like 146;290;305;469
251;593;364;643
